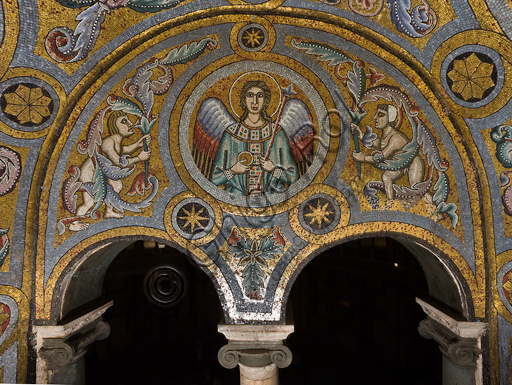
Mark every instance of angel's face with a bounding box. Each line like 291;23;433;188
116;115;133;137
245;87;265;115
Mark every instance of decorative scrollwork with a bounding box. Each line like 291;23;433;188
218;343;293;369
418;318;481;367
0;146;21;197
39;343;74;369
270;345;293;368
144;266;186;307
218;345;240;369
447;342;481;367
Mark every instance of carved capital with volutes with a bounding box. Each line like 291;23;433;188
218;343;293;369
39;319;110;370
418;318;481;366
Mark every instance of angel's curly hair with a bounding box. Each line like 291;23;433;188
240;81;272;123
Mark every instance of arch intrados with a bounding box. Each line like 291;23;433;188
50;235;219;324
282;232;475;322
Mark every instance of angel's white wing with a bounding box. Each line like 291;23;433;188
279;98;315;176
193;98;237;179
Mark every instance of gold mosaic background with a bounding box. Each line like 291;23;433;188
0;0;510;381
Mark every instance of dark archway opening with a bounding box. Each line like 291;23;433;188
84;241;238;385
281;237;443;385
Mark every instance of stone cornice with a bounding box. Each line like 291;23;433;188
416;298;487;339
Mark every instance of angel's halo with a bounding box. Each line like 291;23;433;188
228;71;283;119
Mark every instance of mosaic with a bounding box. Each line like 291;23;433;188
58;38;217;234
0;0;511;381
45;0;186;63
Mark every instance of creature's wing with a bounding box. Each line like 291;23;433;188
127;0;183;12
279;98;315;177
52;0;96;8
416;117;448;172
95;152;136;181
193;98;237;179
77;106;110;157
359;85;419;117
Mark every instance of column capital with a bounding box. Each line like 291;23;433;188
218;323;294;343
418;318;481;366
416;297;487;368
218;342;293;369
416;298;487;339
34;302;113;384
217;323;294;370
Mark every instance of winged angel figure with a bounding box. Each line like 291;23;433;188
193;80;315;197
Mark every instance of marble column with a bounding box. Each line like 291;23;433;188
416;297;487;385
218;322;294;385
33;301;113;385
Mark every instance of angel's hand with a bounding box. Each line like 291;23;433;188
259;158;275;173
231;161;250;175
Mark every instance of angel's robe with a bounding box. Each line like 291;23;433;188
211;122;298;196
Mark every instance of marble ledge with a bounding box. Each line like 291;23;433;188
416;297;487;339
33;301;113;349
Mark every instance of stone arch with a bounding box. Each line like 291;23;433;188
27;7;490;383
282;230;477;322
47;235;222;324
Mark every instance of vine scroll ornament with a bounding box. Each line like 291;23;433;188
46;0;187;63
292;38;458;228
58;38;217;233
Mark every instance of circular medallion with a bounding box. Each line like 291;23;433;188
238;24;269;52
0;78;59;132
144;266;186;307
177;61;331;209
299;194;341;234
171;198;214;240
441;46;503;108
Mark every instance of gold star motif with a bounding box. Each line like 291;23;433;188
242;28;263;48
178;204;209;233
3;85;52;124
304;199;334;228
447;53;495;101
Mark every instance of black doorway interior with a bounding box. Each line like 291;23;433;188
280;237;443;385
85;241;238;385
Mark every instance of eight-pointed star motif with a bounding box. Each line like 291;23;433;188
304;199;334;228
447;53;495;101
178;204;209;233
242;28;264;48
3;85;52;125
